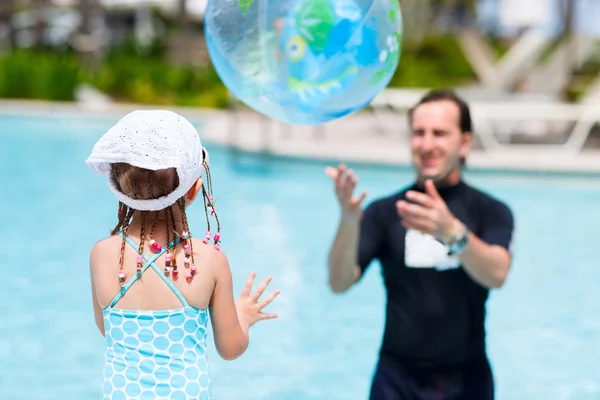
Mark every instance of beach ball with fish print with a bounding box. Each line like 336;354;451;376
205;0;403;125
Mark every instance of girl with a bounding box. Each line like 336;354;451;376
86;110;279;400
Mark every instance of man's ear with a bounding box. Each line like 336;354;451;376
459;131;472;160
187;177;203;202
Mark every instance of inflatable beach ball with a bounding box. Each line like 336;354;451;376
205;0;403;125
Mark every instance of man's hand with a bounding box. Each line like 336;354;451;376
396;180;463;243
325;163;367;220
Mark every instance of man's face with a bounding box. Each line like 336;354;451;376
410;100;471;183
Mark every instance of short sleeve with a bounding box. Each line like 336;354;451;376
481;200;515;253
357;201;386;275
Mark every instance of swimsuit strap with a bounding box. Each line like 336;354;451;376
108;232;189;308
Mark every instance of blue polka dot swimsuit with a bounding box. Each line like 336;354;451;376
102;234;212;400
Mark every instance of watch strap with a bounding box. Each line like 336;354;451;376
447;224;469;255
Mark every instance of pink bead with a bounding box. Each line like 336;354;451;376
186;273;193;279
151;243;162;252
205;231;211;238
136;255;143;264
208;195;213;202
184;244;190;251
214;233;220;242
202;238;209;244
215;244;220;251
191;265;197;272
165;254;171;262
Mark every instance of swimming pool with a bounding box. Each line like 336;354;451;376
1;111;599;400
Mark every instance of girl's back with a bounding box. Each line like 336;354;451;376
86;110;279;400
93;233;216;400
93;232;215;311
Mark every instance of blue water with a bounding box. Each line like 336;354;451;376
1;112;600;400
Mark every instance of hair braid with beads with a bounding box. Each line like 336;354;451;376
116;206;135;286
202;158;221;237
177;198;195;268
108;150;221;286
136;212;146;273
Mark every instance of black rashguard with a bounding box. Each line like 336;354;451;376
358;180;514;368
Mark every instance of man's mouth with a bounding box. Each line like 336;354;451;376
421;157;438;167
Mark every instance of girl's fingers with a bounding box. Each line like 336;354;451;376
259;312;278;320
257;289;280;309
241;272;257;297
251;275;272;302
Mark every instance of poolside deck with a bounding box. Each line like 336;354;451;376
2;99;600;175
201;110;600;175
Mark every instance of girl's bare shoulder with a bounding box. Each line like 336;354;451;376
89;235;122;268
190;237;231;274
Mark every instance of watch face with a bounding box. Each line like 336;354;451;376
449;228;469;254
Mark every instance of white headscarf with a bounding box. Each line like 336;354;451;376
85;110;205;211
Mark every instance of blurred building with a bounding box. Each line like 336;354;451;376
479;0;600;37
0;0;211;65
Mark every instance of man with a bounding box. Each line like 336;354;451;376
325;89;514;400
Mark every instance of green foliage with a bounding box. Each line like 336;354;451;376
0;35;479;108
0;50;81;101
388;35;477;89
82;39;228;107
566;44;600;102
0;40;229;108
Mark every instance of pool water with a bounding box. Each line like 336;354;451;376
1;112;599;400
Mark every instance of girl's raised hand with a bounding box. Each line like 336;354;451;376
235;272;280;330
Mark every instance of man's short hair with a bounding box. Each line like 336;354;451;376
408;89;472;167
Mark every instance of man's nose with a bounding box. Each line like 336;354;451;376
420;132;435;151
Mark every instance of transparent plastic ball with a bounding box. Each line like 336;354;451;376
205;0;403;125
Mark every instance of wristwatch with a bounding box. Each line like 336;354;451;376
446;223;469;256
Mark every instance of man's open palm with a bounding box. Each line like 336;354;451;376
325;163;367;217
